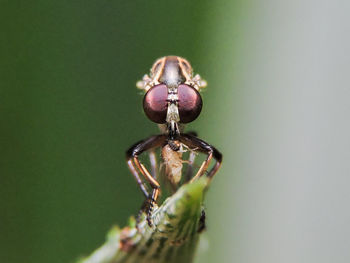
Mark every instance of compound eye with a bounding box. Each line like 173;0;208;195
143;84;168;123
178;84;202;123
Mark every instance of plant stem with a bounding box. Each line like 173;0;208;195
77;177;210;263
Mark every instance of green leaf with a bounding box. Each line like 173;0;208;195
77;177;210;263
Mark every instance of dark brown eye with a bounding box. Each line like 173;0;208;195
143;84;168;123
178;84;202;123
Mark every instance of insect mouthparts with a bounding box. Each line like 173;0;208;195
126;56;222;227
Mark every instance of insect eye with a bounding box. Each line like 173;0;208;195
178;84;202;123
143;84;168;123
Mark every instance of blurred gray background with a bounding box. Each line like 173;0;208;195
1;0;349;263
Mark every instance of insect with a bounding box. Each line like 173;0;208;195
126;56;222;226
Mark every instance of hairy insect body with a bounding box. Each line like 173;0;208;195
161;144;183;185
126;56;222;226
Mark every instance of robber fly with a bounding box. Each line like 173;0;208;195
126;56;222;226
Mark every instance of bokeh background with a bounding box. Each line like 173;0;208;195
1;0;349;263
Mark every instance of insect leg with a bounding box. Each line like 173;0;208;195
127;159;149;197
126;134;166;226
179;133;222;182
185;150;197;182
133;157;161;226
184;131;198;182
148;150;157;179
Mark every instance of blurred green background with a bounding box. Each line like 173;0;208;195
1;1;350;263
0;1;234;262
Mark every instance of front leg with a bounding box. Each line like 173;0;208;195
179;133;222;182
126;135;167;226
184;131;198;182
